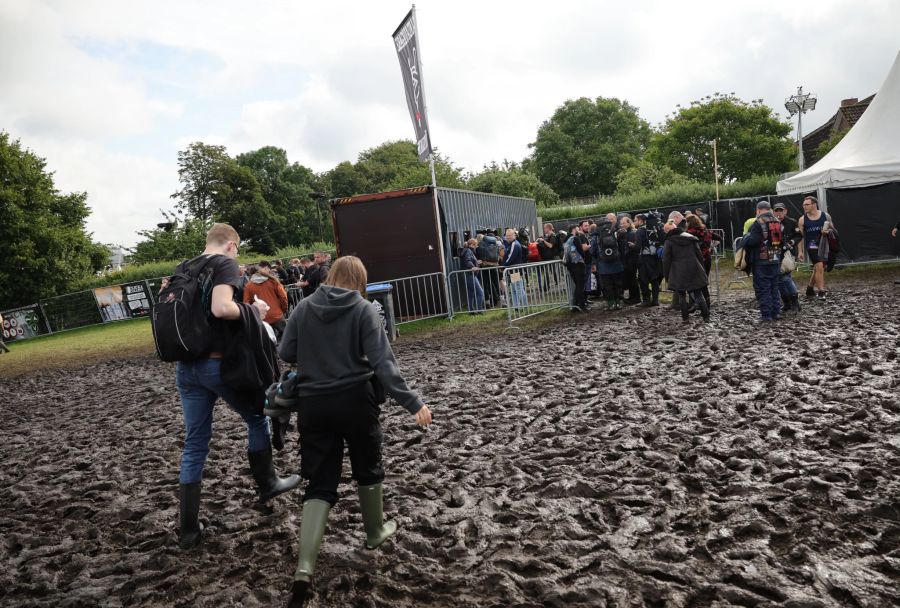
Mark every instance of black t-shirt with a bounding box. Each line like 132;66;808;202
576;233;590;264
174;254;241;355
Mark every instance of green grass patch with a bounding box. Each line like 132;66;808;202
0;317;155;378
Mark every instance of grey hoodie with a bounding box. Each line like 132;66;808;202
278;285;423;414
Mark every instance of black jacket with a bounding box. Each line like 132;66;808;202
221;303;280;398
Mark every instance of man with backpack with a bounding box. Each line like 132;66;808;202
157;223;300;551
742;201;784;322
591;218;625;310
476;230;502;308
634;214;663;307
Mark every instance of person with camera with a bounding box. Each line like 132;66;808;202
278;256;432;607
617;216;640;304
563;225;588;311
633;214;663;307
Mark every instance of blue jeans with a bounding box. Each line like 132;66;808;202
753;264;781;320
176;359;271;483
464;271;485;311
508;273;528;309
779;272;798;296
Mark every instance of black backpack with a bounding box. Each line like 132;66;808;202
598;229;620;263
151;255;220;362
476;235;500;262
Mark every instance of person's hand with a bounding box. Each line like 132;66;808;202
797;250;805;262
892;228;898;237
253;294;270;318
415;405;432;426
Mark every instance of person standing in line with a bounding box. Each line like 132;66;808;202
773;203;802;313
174;223;300;552
460;238;485;313
243;260;290;339
618;216;641;304
797;196;835;301
278;256;432;607
502;228;528;310
564;225;588;312
633;214;663;307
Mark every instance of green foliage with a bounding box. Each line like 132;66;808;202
614;161;695;196
128;214;210;265
0;133;107;309
171;142;231;220
648;93;793;182
816;128;848;159
323;140;465;197
465;161;560;206
540;174;778;221
531;97;651;199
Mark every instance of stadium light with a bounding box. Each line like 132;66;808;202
784;86;817;171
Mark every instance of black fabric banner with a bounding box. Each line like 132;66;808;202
826;182;900;262
392;8;432;162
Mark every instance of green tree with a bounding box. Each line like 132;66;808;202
648;93;794;182
466;161;560;207
0;133;107;308
324;161;368;199
129;213;211;265
171;142;231;220
236;146;322;246
614;160;695;196
530;97;651;199
815;128;848;159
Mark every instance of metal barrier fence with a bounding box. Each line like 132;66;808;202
501;260;572;324
370;272;449;325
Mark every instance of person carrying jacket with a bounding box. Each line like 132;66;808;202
742;200;783;322
172;223;299;552
773;202;802;314
662;222;710;323
243;260;289;337
277;256;432;607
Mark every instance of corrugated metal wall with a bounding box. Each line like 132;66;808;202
437;187;538;239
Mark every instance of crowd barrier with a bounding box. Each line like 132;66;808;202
369;272;449;325
500;261;572;324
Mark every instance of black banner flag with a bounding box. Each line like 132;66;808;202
392;8;432;162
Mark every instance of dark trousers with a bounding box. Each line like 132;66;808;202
481;265;501;307
752;263;781;320
567;263;587;308
678;289;709;320
297;381;384;505
638;255;662;302
599;272;623;300
622;258;639;299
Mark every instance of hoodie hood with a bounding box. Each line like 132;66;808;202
250;272;271;284
669;231;699;249
306;284;364;322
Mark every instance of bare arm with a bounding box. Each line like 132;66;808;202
797;216;805;261
212;284;266;320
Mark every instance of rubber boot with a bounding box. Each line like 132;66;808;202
178;482;203;550
606;298;615;311
698;293;711;323
247;447;301;503
271;415;288;451
614;298;623;310
791;294;801;313
670;292;680;310
650;283;660;307
358;483;397;549
781;293;791;315
290;499;331;607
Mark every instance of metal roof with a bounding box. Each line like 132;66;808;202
436;187;537;236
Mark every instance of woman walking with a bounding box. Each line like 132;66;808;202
663;224;710;323
278;256;432;606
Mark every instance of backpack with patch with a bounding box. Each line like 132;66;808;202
476;235;500;263
151;254;220;362
758;218;783;263
597;228;620;263
645;211;665;247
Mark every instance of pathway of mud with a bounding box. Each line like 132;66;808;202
2;274;900;607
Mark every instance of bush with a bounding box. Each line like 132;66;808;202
539;174;778;220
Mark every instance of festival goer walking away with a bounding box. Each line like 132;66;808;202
797;196;835;301
277;256;432;607
774;203;802;314
743;201;783;322
169;223;300;552
662;219;710;323
460;238;485;313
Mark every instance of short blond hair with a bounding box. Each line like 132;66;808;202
206;223;240;247
324;256;368;295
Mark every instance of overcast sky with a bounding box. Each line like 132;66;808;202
2;0;898;247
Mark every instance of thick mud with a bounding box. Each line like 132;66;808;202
2;274;900;607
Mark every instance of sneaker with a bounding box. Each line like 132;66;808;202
817;291;827;301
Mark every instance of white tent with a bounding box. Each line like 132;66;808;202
777;50;900;199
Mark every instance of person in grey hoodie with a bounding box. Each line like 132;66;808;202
277;255;432;607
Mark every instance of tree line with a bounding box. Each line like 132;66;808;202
1;91;799;308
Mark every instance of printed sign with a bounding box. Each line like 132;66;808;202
1;305;44;341
94;282;152;322
392;8;433;162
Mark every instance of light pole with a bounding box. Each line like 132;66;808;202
784;86;817;171
710;139;720;201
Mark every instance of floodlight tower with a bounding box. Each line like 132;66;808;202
784;86;817;171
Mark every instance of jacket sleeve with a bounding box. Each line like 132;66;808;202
276;282;289;313
242;283;254;304
277;310;300;364
359;303;423;414
743;220;762;249
662;242;672;279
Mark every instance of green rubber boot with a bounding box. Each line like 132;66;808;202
291;498;331;605
358;483;397;549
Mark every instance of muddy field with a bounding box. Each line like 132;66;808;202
3;273;900;607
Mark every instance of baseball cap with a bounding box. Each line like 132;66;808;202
773;202;787;211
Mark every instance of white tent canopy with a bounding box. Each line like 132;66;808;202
777;50;900;197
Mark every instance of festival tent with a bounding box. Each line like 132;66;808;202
777;51;900;261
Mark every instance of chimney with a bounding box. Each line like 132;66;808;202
841;98;859;107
